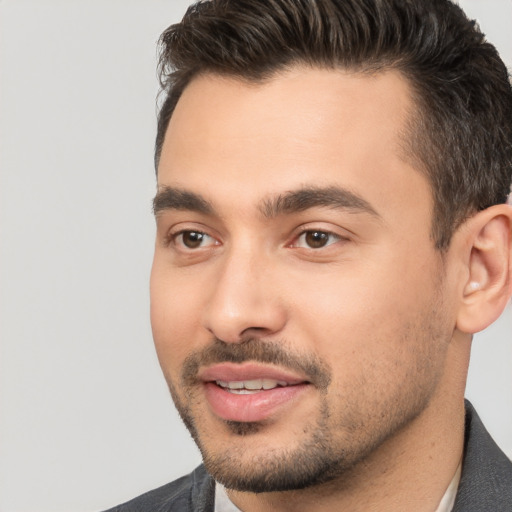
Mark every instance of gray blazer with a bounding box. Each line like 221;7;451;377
105;401;512;511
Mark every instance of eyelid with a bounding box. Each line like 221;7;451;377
163;223;221;250
287;223;350;248
176;230;217;249
291;229;341;249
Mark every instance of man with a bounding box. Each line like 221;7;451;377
107;0;512;510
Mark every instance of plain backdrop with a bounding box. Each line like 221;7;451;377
0;1;511;511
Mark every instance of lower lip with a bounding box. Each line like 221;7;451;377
203;382;309;422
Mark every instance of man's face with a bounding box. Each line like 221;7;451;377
150;68;456;491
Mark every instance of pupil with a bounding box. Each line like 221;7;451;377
183;231;203;248
305;231;328;248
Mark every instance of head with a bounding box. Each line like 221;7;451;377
150;0;512;497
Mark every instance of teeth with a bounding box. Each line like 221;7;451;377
216;379;287;392
217;381;244;389
247;379;274;390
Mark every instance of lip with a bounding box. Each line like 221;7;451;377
199;362;308;384
199;362;310;423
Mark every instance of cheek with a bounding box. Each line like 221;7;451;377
288;265;448;425
149;263;204;371
286;252;441;365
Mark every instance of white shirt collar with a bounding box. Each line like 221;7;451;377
214;482;242;512
435;461;462;512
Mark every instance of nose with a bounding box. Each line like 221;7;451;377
202;249;287;343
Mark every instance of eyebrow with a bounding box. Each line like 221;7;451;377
153;185;380;219
153;186;214;216
260;186;380;219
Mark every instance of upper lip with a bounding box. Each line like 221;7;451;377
198;362;309;385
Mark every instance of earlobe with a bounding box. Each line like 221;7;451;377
456;204;512;334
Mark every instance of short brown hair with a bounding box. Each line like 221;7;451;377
156;0;512;249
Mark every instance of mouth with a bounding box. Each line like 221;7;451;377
198;362;311;423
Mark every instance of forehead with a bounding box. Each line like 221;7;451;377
158;67;431;227
162;67;413;163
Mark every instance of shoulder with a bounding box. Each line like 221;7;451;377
102;465;215;512
453;401;512;511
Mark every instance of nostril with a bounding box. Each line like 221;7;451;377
240;326;274;339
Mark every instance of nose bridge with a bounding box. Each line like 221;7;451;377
202;239;286;342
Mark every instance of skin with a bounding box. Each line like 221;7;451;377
150;67;510;511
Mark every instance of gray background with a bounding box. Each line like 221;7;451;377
0;1;510;511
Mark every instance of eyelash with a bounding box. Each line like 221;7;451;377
168;229;218;250
290;229;343;250
166;227;344;253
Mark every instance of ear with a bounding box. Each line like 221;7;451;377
456;204;512;334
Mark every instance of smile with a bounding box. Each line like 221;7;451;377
196;363;311;422
215;379;289;393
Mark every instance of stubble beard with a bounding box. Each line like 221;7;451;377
167;374;358;493
164;310;450;495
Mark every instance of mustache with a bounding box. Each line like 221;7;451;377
181;337;332;390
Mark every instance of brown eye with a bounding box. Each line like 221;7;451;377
294;230;340;249
180;231;208;249
304;231;330;248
